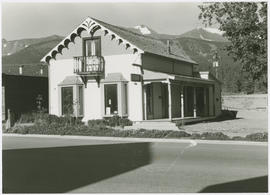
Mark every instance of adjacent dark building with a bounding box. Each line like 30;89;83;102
2;64;48;120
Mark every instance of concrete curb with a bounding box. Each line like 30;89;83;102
2;133;268;146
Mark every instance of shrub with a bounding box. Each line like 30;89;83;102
245;132;268;142
175;120;185;129
231;136;245;141
219;110;238;120
166;130;191;138
199;132;230;140
19;112;36;123
106;115;121;127
190;133;201;139
103;115;133;127
34;113;83;126
88;119;107;129
119;118;133;127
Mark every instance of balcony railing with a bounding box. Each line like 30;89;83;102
74;56;105;75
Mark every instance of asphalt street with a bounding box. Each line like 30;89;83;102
2;135;268;193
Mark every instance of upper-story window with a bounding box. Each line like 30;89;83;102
83;37;101;56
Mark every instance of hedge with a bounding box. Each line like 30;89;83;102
4;113;267;142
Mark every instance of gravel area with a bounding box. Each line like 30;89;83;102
182;100;267;138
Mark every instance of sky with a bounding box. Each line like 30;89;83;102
2;2;203;41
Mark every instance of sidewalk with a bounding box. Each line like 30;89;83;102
2;133;267;146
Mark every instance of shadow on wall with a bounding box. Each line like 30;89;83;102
3;142;152;193
199;175;268;193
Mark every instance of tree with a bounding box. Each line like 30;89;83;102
199;2;267;88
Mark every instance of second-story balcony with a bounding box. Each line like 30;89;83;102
74;56;105;75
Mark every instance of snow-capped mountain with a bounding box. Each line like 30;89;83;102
134;25;152;35
126;25;227;42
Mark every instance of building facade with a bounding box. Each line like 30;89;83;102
2;64;48;121
42;17;221;123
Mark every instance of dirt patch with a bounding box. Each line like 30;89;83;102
183;94;267;137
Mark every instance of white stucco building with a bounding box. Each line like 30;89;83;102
41;17;222;125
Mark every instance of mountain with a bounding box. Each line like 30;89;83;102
177;28;228;42
2;35;63;57
2;35;63;64
2;27;265;93
125;25;162;39
126;26;228;42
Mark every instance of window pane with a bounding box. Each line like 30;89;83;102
78;86;83;115
94;39;101;56
85;40;92;56
104;84;118;115
62;87;73;115
84;38;101;56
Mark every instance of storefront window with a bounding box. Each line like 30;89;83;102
123;83;128;115
104;84;118;115
61;87;73;115
78;86;84;116
60;84;84;117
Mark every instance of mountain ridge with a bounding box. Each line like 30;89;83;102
2;26;264;93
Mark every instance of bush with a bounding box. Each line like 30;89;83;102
219;110;238;120
88;119;107;129
166;130;191;138
19;112;36;123
231;136;245;141
198;132;230;140
175;121;185;129
4;113;267;142
245;132;268;142
34;113;83;126
106;115;132;127
106;115;121;127
118;118;133;127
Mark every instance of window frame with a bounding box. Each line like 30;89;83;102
104;84;118;116
82;36;102;57
101;81;129;118
59;84;84;117
61;86;74;116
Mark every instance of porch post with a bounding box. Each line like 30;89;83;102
180;86;184;119
193;87;197;118
143;85;147;120
204;87;207;116
168;81;172;120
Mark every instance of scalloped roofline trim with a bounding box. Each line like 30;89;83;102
41;17;144;63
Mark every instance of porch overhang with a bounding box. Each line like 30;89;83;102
143;70;215;85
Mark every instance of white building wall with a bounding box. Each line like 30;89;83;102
83;81;102;121
49;59;74;116
49;53;143;122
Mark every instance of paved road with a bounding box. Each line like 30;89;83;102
2;135;268;193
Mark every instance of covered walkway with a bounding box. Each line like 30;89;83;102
142;70;219;121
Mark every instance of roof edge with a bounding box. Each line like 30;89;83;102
41;17;144;63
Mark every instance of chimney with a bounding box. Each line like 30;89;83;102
19;65;23;75
167;40;171;54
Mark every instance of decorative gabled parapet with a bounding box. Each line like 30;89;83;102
41;17;144;63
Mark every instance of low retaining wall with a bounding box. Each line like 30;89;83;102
222;94;267;110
